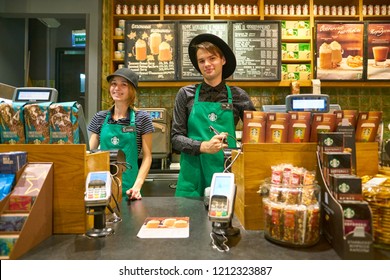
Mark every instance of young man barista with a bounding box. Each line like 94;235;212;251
171;33;256;198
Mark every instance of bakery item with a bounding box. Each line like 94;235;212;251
173;220;188;228
346;55;363;68
145;220;160;228
162;218;176;227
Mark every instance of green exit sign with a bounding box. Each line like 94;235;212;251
72;30;86;47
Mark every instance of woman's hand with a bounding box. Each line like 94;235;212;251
126;188;142;200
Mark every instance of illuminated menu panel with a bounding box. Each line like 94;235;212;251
232;21;281;81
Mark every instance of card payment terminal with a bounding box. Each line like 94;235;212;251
85;171;112;207
208;173;235;223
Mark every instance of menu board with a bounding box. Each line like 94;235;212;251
232;21;281;81
315;22;364;81
178;21;229;80
124;21;176;81
366;22;390;80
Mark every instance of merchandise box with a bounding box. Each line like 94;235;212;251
9;163;53;211
287;111;311;143
317;132;344;162
0;213;29;232
355;111;382;142
334;110;358;128
0;102;26;144
310;113;336;142
0;151;27;174
49;102;80;144
24;102;52;144
330;174;363;201
241;111;267;144
265;113;290;143
336;125;357;174
281;64;311;81
317;153;374;259
281;20;311;39
0;174;15;201
0;235;18;258
322;152;352;186
340;201;371;235
282;43;311;60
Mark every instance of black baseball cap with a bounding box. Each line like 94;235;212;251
188;33;236;80
106;68;139;90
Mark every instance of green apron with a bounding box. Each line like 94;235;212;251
100;110;139;196
175;84;236;197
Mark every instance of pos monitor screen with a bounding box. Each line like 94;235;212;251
13;87;58;103
285;94;330;113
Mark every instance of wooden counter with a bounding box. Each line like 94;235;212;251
0;144;110;234
232;142;379;230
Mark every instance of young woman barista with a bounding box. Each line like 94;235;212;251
171;34;256;197
88;68;154;200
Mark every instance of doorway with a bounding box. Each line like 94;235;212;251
55;48;86;110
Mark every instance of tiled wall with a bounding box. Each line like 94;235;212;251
135;86;390;139
31;81;390;140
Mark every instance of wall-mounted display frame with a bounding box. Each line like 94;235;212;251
231;21;281;81
123;20;283;82
124;21;177;81
366;22;390;81
177;21;229;81
315;21;365;81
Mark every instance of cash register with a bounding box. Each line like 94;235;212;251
12;87;58;103
262;94;340;113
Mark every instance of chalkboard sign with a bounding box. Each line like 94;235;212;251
232;21;281;81
124;21;177;81
178;21;229;80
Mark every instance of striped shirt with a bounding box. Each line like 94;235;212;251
88;108;154;155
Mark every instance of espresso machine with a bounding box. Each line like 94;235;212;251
141;108;178;196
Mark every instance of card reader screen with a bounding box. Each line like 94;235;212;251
89;172;108;182
213;175;233;195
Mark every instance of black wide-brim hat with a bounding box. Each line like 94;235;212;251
188;33;236;80
106;68;139;90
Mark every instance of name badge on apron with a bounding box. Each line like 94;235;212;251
122;126;136;133
221;103;233;110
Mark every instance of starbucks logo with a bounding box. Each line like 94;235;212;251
208;112;218;122
324;137;333;146
329;158;340;168
344;208;355;219
111;136;120;145
338;183;350;193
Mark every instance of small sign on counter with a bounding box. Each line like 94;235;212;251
137;217;190;238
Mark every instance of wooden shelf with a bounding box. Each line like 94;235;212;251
106;0;390;88
282;60;312;63
264;15;310;21
314;15;361;21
